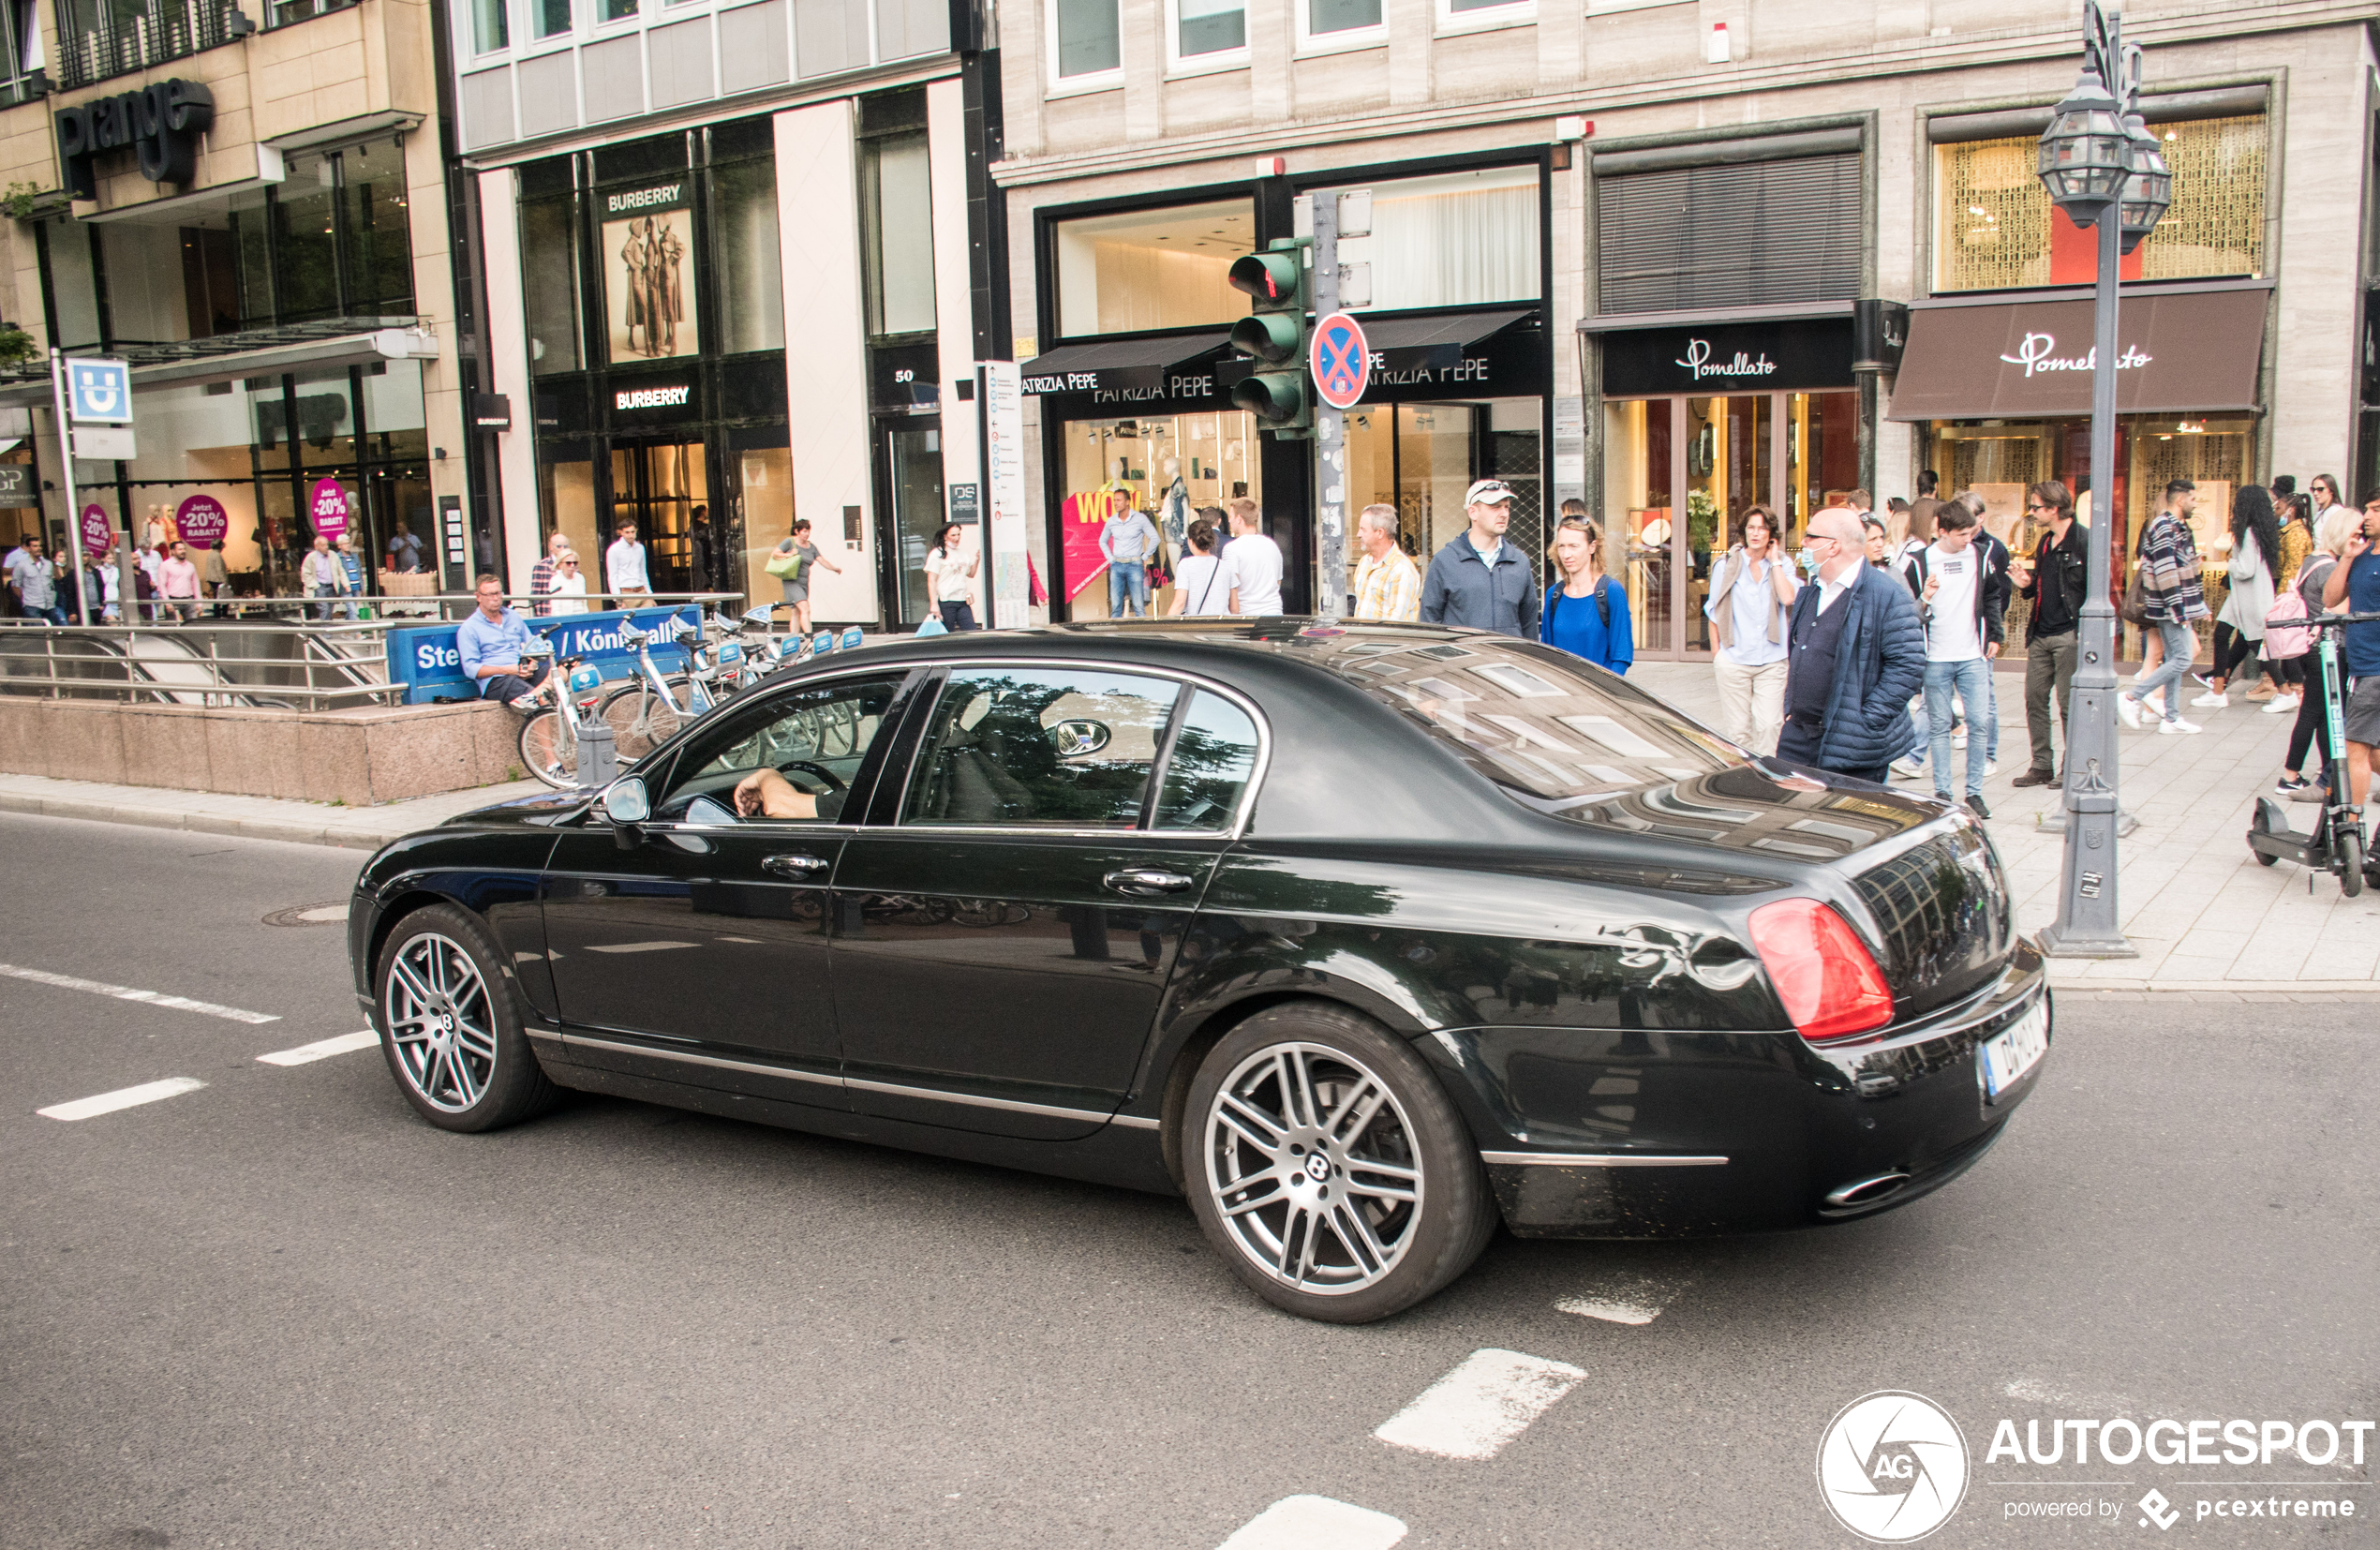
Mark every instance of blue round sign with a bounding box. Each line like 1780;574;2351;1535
1310;311;1371;410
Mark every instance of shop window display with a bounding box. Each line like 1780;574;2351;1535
1060;412;1261;619
1336;397;1540;602
1053;201;1255;338
1306;167;1540;314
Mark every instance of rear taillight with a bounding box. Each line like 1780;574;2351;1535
1747;898;1895;1046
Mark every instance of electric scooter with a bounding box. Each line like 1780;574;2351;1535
2244;610;2380;896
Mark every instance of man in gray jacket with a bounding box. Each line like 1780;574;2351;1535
1420;480;1539;637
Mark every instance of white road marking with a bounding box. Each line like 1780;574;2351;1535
1218;1496;1406;1550
257;1030;380;1066
584;941;699;954
1374;1348;1586;1461
1557;1269;1695;1325
0;961;279;1024
38;1077;207;1121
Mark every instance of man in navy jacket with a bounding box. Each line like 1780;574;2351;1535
1776;507;1927;782
1420;480;1540;638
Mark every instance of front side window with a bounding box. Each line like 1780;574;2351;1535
1052;0;1120;81
902;669;1182;827
660;674;908;823
1933;117;2266;292
1053;199;1255;336
1174;0;1244;61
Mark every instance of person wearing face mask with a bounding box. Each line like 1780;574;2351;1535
1775;506;1926;782
1900;495;2010;819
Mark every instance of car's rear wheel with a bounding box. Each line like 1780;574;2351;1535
1183;1004;1495;1323
374;904;558;1132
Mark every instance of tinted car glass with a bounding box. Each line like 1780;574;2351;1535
902;668;1182;827
1153;690;1259;832
1327;639;1737;814
656;673;905;823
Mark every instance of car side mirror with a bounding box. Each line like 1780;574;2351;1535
1050;719;1112;758
602;776;650;849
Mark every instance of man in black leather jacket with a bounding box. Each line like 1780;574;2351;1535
2010;480;2090;787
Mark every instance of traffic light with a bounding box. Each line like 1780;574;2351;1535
1227;240;1312;438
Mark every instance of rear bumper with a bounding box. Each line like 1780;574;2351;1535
1436;944;2050;1239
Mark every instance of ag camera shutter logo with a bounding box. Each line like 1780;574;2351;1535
1817;1391;1970;1543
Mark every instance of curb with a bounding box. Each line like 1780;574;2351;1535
0;790;412;851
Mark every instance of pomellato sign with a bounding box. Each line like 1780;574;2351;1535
56;79;215;198
1995;332;2154;379
1601;319;1855;396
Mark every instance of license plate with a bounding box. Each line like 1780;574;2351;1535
1980;999;2050;1102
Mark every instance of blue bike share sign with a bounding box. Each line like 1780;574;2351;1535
385;604;699;704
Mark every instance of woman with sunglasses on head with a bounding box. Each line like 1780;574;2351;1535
1540;505;1631;675
545;550;588;616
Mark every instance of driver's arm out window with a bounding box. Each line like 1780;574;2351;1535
658;674;905;823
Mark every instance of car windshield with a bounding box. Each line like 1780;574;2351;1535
1324;637;1741;816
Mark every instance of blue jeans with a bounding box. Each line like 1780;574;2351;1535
1108;560;1149;619
1926;658;1993;797
2128;619;2196;723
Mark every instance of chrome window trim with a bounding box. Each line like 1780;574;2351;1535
564;1032;842;1088
1479;1151;1730;1168
887;658;1272;842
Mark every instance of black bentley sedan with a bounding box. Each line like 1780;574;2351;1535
348;619;2048;1323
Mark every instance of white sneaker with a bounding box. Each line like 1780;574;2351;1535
2191;690;2228;708
2158;716;2204;736
1890;757;1926;780
1984;760;2001;778
2263;693;2301;715
2116;693;2144;730
1954;732;1968;749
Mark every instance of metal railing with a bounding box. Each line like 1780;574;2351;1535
0;593;744;709
57;2;242;89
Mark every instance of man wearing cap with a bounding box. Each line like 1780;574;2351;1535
1421;480;1539;638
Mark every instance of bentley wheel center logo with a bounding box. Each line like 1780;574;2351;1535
1818;1391;1971;1543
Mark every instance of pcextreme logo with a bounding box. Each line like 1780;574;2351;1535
1817;1391;1971;1543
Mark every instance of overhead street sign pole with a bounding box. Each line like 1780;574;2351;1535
45;348;87;621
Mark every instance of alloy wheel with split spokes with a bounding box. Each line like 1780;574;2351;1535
373;903;559;1132
1183;1004;1497;1322
1206;1042;1424;1295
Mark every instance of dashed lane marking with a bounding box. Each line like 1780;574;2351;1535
1217;1496;1407;1550
1557;1269;1695;1325
1373;1348;1586;1462
0;962;279;1024
257;1030;379;1066
38;1077;208;1121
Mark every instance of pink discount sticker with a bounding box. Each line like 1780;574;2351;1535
176;493;229;549
80;503;112;559
307;478;350;542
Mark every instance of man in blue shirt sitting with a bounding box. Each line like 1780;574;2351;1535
455;573;548;707
2321;508;2380;822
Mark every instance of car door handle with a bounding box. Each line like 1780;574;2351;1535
762;853;829;878
1104;868;1194;897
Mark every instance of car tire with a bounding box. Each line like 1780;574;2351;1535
1182;1003;1496;1323
373;903;559;1133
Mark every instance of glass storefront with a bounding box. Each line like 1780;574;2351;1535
1056;410;1264;619
522;116;790;608
1338;396;1540;603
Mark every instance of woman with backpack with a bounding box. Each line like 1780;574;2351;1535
1540;513;1631;675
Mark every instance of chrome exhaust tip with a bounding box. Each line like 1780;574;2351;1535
1824;1171;1912;1209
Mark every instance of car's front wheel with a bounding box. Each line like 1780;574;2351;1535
374;903;558;1132
1183;1004;1496;1323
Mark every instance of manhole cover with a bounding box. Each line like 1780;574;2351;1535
263;902;350;928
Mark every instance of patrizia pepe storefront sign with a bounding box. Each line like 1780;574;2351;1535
1600;320;1855;396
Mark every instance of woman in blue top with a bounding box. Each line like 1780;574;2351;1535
1540;512;1632;674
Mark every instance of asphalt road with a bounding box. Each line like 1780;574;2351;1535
4;811;2374;1549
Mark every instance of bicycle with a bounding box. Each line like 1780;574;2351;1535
597;618;705;761
516;654;613;790
2244;609;2380;897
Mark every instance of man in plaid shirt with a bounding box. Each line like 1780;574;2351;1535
2119;481;2209;735
528;530;568;618
1353;505;1420;621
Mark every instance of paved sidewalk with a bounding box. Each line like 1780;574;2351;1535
1631;661;2380;995
0;771;551;850
6;661;2373;992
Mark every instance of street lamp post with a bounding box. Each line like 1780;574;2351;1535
2035;0;2168;959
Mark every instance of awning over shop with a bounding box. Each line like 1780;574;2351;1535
0;324;439;410
1885;284;2269;421
1359;308;1530;365
1020;332;1230;396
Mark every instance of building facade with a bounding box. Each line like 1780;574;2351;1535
0;0;467;603
991;0;2375;659
450;0;1004;626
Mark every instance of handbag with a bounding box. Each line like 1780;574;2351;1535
765;547;803;580
2120;562;2148;627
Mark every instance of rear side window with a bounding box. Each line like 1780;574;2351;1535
1329;639;1736;814
902;668;1182;827
1153;691;1259;832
